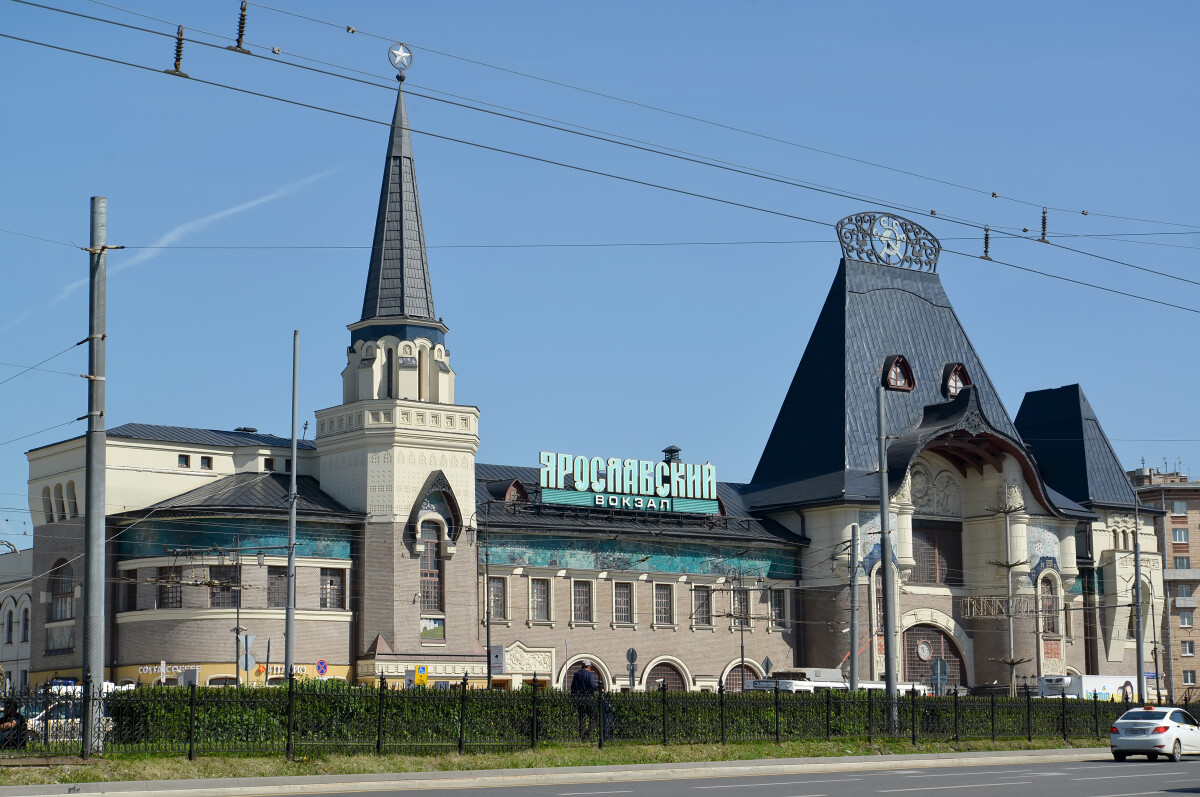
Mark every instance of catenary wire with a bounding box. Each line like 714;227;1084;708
0;339;84;388
2;31;1197;320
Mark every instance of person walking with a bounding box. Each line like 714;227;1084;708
0;699;26;750
570;660;598;741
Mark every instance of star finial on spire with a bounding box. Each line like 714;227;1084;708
389;42;413;73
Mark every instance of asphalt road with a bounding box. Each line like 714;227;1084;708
306;758;1200;797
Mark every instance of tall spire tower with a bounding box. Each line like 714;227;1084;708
315;43;482;665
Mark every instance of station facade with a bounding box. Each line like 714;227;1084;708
25;61;1159;693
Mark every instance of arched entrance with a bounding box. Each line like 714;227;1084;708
646;662;687;691
564;659;609;690
722;662;761;692
903;624;967;691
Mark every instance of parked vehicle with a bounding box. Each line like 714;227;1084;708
1110;705;1200;761
1039;675;1137;701
744;667;928;694
19;683;132;745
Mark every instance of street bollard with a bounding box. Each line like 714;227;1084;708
188;684;197;761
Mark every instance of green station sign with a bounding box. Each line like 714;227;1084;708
538;452;719;515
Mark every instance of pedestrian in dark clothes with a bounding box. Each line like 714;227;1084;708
570;660;598;741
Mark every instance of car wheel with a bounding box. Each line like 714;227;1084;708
1169;740;1182;762
1113;752;1126;761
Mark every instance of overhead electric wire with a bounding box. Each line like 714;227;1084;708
17;1;1200;291
0;340;83;388
243;1;1200;232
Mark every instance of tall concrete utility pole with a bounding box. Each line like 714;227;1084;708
1134;502;1146;704
285;330;298;679
878;386;897;731
849;523;860;691
83;196;110;754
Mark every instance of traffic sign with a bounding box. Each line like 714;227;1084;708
762;656;774;676
415;665;428;687
626;648;638;664
930;657;948;678
316;659;328;676
239;653;256;672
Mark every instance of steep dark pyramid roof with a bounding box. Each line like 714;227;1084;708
107;423;315;450
360;78;436;323
746;257;1030;509
145;473;360;520
1015;384;1140;510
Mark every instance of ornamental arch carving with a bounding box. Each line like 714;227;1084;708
908;459;961;518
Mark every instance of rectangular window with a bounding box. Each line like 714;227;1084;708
199;456;213;470
1181;610;1194;628
319;568;344;610
1183;640;1195;657
912;528;963;585
614;582;633;624
692;586;712;626
1185;670;1198;686
654;584;673;624
530;578;550;621
209;565;239;608
487;576;506;621
732;588;749;628
267;566;287;608
572;581;593;623
177;454;190;468
1175;557;1192;570
1179;584;1194;599
1173;500;1188;516
121;579;136;612
264;457;275;471
285;458;292;472
1175;528;1190;544
418;522;442;613
770;589;785;626
157;566;181;609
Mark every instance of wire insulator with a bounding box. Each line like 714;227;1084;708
1039;207;1048;243
982;226;992;260
165;26;188;76
236;2;247;49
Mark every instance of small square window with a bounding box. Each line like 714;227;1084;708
285;458;292;473
177;454;190;468
1175;528;1190;544
1180;584;1195;599
1183;640;1195;657
1185;670;1198;686
1176;557;1192;570
1173;500;1188;516
1181;611;1194;628
199;456;213;471
264;458;275;472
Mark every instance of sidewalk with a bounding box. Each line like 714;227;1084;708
0;747;1112;797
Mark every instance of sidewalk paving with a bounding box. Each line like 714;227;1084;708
0;747;1112;797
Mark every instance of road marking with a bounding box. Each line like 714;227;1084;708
557;792;635;796
696;780;859;788
903;770;1040;778
879;783;1032;793
1075;773;1165;781
1084;792;1167;797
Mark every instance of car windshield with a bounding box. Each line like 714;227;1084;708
1120;710;1168;721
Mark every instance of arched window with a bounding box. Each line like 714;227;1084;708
882;356;914;392
385;348;394;399
943;364;972;398
417;347;428;401
1039;575;1059;635
65;481;79;517
52;484;66;520
49;560;74;622
903;625;967;692
722;662;759;692
419;520;443;613
647;662;687;691
4;612;11;645
42;487;54;522
565;660;608;691
20;608;28;643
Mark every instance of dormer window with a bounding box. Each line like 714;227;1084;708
943;363;972;398
882;355;914;392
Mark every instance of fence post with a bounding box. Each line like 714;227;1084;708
188;683;198;761
911;689;918;745
953;690;959;743
80;678;90;760
825;689;832;739
376;676;386;756
286;671;296;761
660;681;668;747
718;681;726;745
597;685;605;749
458;673;468;754
1093;694;1099;739
1061;690;1068;741
774;684;781;744
867;687;874;744
1025;687;1032;743
990;693;996;743
530;673;539;750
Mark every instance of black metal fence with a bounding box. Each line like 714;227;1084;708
0;678;1185;759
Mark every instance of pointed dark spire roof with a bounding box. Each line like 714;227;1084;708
360;78;437;324
1015;384;1142;510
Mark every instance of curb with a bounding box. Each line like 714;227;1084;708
0;748;1112;797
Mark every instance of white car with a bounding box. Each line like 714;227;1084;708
1110;706;1200;761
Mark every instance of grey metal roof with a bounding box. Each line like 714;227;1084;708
1016;384;1145;511
144;472;359;520
359;81;436;323
107;423;315;450
746;258;1081;517
474;463;805;547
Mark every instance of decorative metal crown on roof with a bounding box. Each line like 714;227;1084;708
836;212;941;272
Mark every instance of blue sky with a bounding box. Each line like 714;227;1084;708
2;1;1198;545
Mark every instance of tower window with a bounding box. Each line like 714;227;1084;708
264;458;275;472
943;363;972;398
200;456;213;470
882;355;914;392
178;454;190;468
